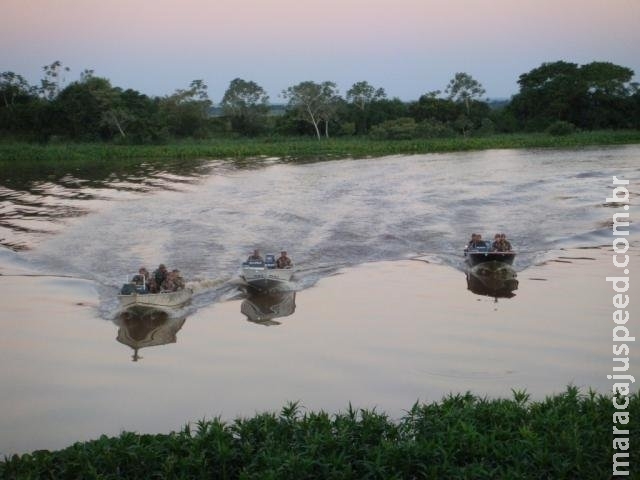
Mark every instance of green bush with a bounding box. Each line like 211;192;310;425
2;388;637;479
369;117;417;140
547;120;576;136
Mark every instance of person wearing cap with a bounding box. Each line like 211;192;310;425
276;250;293;269
153;264;168;290
247;249;263;262
172;269;185;290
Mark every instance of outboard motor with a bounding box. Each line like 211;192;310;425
265;254;276;269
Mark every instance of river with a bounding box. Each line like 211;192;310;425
0;146;638;456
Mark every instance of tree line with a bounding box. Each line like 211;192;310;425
1;60;638;143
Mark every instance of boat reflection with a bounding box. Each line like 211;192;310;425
466;262;519;300
241;289;297;326
114;307;187;361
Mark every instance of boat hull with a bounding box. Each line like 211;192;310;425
118;288;193;309
465;251;515;266
241;266;293;291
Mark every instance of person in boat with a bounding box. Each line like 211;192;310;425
499;233;512;252
467;233;486;249
153;264;168;289
131;267;151;292
276;250;293;269
172;269;185;290
160;270;176;292
491;233;502;251
491;233;513;252
247;249;263;262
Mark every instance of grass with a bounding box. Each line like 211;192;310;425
1;130;640;167
1;387;637;479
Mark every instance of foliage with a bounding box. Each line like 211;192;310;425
221;78;270;136
1;388;637;479
0;60;638;143
369;117;417;140
509;60;638;130
281;81;341;139
546;120;576;136
445;72;486;115
345;81;386;134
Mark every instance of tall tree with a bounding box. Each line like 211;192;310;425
282;81;340;139
346;81;386;134
509;61;637;130
160;80;212;137
40;60;70;100
445;72;486;115
221;78;269;135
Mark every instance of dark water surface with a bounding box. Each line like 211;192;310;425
0;146;639;456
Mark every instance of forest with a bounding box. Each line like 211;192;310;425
1;60;639;144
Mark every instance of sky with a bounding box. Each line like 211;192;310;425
2;0;639;103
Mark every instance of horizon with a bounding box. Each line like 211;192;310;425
2;0;639;103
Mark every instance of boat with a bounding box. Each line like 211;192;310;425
240;254;294;291
118;277;193;309
464;242;516;266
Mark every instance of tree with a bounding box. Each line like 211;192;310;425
40;60;70;100
508;61;638;130
445;72;486;115
221;78;269;135
346;81;386;134
160;80;212;138
282;81;340;139
0;71;40;134
55;76;125;140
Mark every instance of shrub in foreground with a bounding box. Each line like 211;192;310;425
1;387;637;479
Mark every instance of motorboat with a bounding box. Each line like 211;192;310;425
466;262;519;299
240;254;294;291
241;290;297;326
464;242;515;266
115;306;187;361
118;276;193;309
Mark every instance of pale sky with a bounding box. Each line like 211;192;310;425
2;0;639;102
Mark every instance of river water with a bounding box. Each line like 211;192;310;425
0;146;638;456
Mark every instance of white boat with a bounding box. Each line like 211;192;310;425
118;278;193;309
241;254;294;291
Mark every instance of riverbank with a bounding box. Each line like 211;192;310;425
2;130;640;166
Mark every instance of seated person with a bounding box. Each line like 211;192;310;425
132;267;150;292
160;271;176;292
276;250;293;269
467;233;486;249
153;264;168;288
491;233;502;252
498;233;512;252
172;269;185;290
247;249;264;262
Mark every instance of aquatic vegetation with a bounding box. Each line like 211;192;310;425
1;387;637;479
1;130;640;168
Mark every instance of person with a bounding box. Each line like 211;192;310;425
132;266;150;292
492;233;513;252
499;233;512;252
467;233;485;249
160;270;176;292
491;233;502;252
132;267;150;286
172;269;185;290
247;249;263;262
276;250;293;269
153;264;168;290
